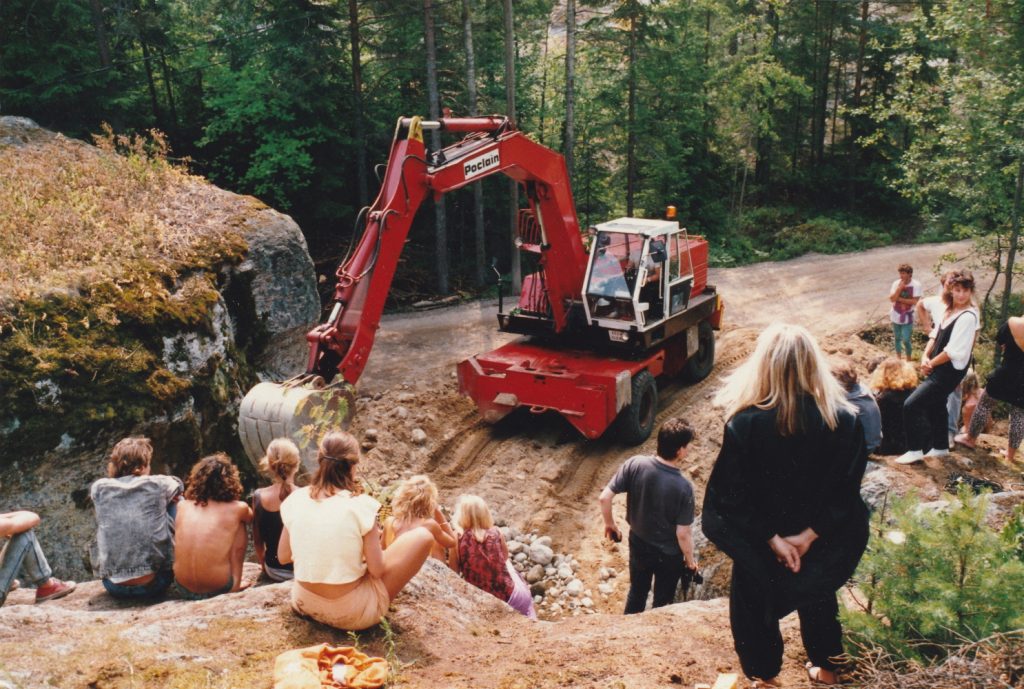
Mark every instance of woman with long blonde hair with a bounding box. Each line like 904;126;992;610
278;431;436;631
703;323;869;687
381;475;456;561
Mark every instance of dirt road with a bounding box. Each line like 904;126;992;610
361;240;977;394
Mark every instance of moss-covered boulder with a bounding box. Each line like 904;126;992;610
0;117;318;579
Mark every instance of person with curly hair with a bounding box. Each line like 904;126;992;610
90;436;183;599
868;358;920;456
278;431;435;631
173;453;252;599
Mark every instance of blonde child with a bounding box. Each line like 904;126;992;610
381;475;456;561
958;371;988;436
253;439;300;582
453;495;535;619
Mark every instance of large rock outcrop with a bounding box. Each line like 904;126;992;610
0;117;319;580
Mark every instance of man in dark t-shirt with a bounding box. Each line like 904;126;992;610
599;417;698;614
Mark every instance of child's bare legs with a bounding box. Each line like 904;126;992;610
229;523;249;592
380;529;434;600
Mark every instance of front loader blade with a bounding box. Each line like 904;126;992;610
238;376;357;473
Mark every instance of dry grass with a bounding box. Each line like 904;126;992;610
0;123;254;307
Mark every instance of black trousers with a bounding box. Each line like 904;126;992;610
624;532;684;614
729;567;843;680
903;364;965;452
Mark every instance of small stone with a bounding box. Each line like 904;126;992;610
544;566;556;577
514;552;528;563
526;564;545;584
507;540;524;555
599;567;611;581
533;595;543;604
534;535;552;548
598;583;614;595
566;579;584;596
499;526;514;541
557;565;573;580
397;392;415;403
395;406;409;419
529;543;554;566
581;597;593;608
364;428;379;442
411;428;427;445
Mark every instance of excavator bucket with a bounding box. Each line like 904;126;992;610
238;375;357;473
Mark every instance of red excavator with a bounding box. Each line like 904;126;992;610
238;115;723;466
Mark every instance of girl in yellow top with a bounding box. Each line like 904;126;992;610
278;431;436;630
380;475;456;562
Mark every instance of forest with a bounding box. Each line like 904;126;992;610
1;0;1021;311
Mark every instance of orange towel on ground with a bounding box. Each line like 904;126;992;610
273;643;389;689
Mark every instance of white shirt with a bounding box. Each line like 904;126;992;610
890;279;922;324
932;307;980;370
280;487;380;584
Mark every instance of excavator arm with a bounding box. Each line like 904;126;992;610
239;115;588;467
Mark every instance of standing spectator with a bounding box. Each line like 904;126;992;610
703;323;868;687
955;314;1024;465
599;417;698;615
90;436;183;599
832;358;882;454
173;453;252;598
452;494;536;618
1;510;76;606
253;438;300;582
916;271;979;444
279;431;435;631
889;264;922;361
898;270;979;464
869;358;919;455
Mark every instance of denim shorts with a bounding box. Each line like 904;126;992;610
103;568;174;599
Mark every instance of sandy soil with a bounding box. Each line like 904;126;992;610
6;239;1022;689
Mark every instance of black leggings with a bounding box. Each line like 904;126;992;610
903;365;966;452
729;567;843;680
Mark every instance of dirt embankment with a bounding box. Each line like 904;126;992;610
4;239;1022;689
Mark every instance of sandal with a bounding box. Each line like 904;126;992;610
953;433;976;449
805;662;838;686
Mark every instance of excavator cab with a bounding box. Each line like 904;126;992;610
583;218;694;334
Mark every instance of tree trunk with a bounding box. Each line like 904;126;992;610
626;11;637;216
538;23;550;144
503;0;520;290
462;0;487;286
849;0;869;203
996;157;1024;364
158;49;178;137
349;0;368;208
139;39;163;129
563;0;576;180
424;0;448;294
814;0;837;165
88;0;112;68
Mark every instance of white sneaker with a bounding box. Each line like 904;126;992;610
924;448;950;458
896;450;925;465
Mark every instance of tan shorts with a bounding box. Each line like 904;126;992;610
291;576;390;631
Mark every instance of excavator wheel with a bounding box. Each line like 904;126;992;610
615;369;658;446
238;376;357;473
682;320;715;383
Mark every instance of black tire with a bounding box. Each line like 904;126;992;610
682;320;715;383
616;369;658;445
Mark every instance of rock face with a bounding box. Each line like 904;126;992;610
0;119;319;580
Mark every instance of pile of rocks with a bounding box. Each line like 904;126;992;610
501;524;616;618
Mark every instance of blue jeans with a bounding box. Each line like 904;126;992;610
892;322;913;357
103;568;174;599
0;529;53;604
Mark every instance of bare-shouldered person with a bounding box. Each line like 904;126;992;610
173;453;252;599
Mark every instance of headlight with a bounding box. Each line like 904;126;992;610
608;329;630;343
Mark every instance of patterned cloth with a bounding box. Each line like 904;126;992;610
889;278;922;325
457;528;514;602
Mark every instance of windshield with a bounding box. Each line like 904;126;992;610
587;232;642;298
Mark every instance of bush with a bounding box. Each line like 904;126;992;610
771;216;892;260
843;487;1024;662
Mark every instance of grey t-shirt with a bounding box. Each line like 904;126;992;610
607;455;694;555
90;474;183;581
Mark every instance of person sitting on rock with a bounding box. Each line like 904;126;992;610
173;453;252;599
452;494;536;618
253;438;300;583
381;474;456;564
90;436;183;599
831;359;882;454
869;358;919;456
599;417;698;614
1;510;76;606
278;431;435;631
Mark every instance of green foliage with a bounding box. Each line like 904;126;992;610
843;488;1024;662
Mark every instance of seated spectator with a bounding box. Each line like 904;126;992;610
381;475;456;563
869;358;919;456
253;438;300;582
279;431;434;631
1;510;75;606
958;370;989;436
453;495;536;619
173;453;252;599
832;358;882;454
90;436;183;599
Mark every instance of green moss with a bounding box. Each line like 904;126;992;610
147;368;192;401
